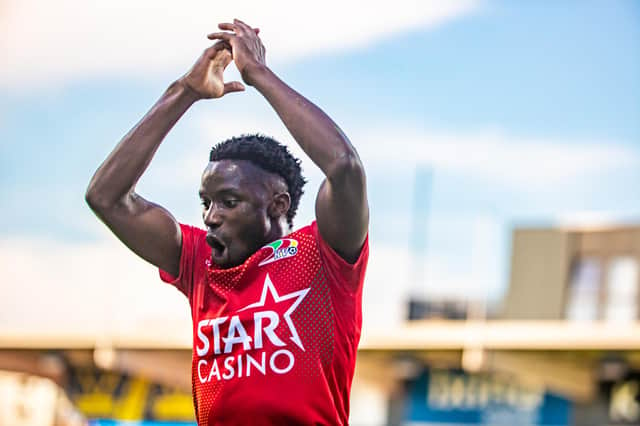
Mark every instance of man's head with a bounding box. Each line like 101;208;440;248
201;134;306;268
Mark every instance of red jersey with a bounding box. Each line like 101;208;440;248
159;221;369;425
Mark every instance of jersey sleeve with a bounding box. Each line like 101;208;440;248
159;223;204;299
312;221;369;292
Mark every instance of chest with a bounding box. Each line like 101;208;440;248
192;234;334;357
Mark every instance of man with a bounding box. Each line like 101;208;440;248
86;19;368;425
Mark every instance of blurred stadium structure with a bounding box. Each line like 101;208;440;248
2;222;640;425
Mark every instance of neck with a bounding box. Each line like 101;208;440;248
267;218;289;242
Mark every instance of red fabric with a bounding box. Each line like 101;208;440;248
160;221;368;425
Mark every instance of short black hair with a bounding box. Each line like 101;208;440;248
209;134;306;228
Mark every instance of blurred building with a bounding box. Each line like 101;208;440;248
504;224;639;322
392;222;640;426
501;224;640;426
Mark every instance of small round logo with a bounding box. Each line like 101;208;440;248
259;239;299;266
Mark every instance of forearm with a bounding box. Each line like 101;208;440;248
249;66;361;178
86;80;198;208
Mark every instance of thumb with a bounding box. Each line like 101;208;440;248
223;81;246;94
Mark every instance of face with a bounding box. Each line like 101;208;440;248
199;160;288;268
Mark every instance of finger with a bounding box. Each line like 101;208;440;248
207;32;234;42
223;81;245;94
204;42;229;58
218;22;236;32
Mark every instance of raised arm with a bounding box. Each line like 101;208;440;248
209;20;369;263
85;43;244;276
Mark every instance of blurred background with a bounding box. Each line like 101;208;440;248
1;0;639;425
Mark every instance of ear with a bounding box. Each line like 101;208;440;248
268;192;291;220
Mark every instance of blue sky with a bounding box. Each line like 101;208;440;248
1;0;639;332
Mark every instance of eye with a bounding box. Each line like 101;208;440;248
223;199;238;208
200;198;211;209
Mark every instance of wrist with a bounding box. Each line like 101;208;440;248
242;63;270;87
171;78;202;104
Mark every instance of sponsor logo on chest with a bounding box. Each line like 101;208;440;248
196;274;310;384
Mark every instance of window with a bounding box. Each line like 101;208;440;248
604;256;638;323
566;258;601;321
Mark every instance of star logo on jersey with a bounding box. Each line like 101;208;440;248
238;274;310;350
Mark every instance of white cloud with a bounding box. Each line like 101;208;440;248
353;126;640;188
1;0;479;89
553;210;640;230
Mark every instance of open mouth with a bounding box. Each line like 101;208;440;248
206;234;227;259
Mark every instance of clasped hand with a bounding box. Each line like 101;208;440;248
180;19;265;99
